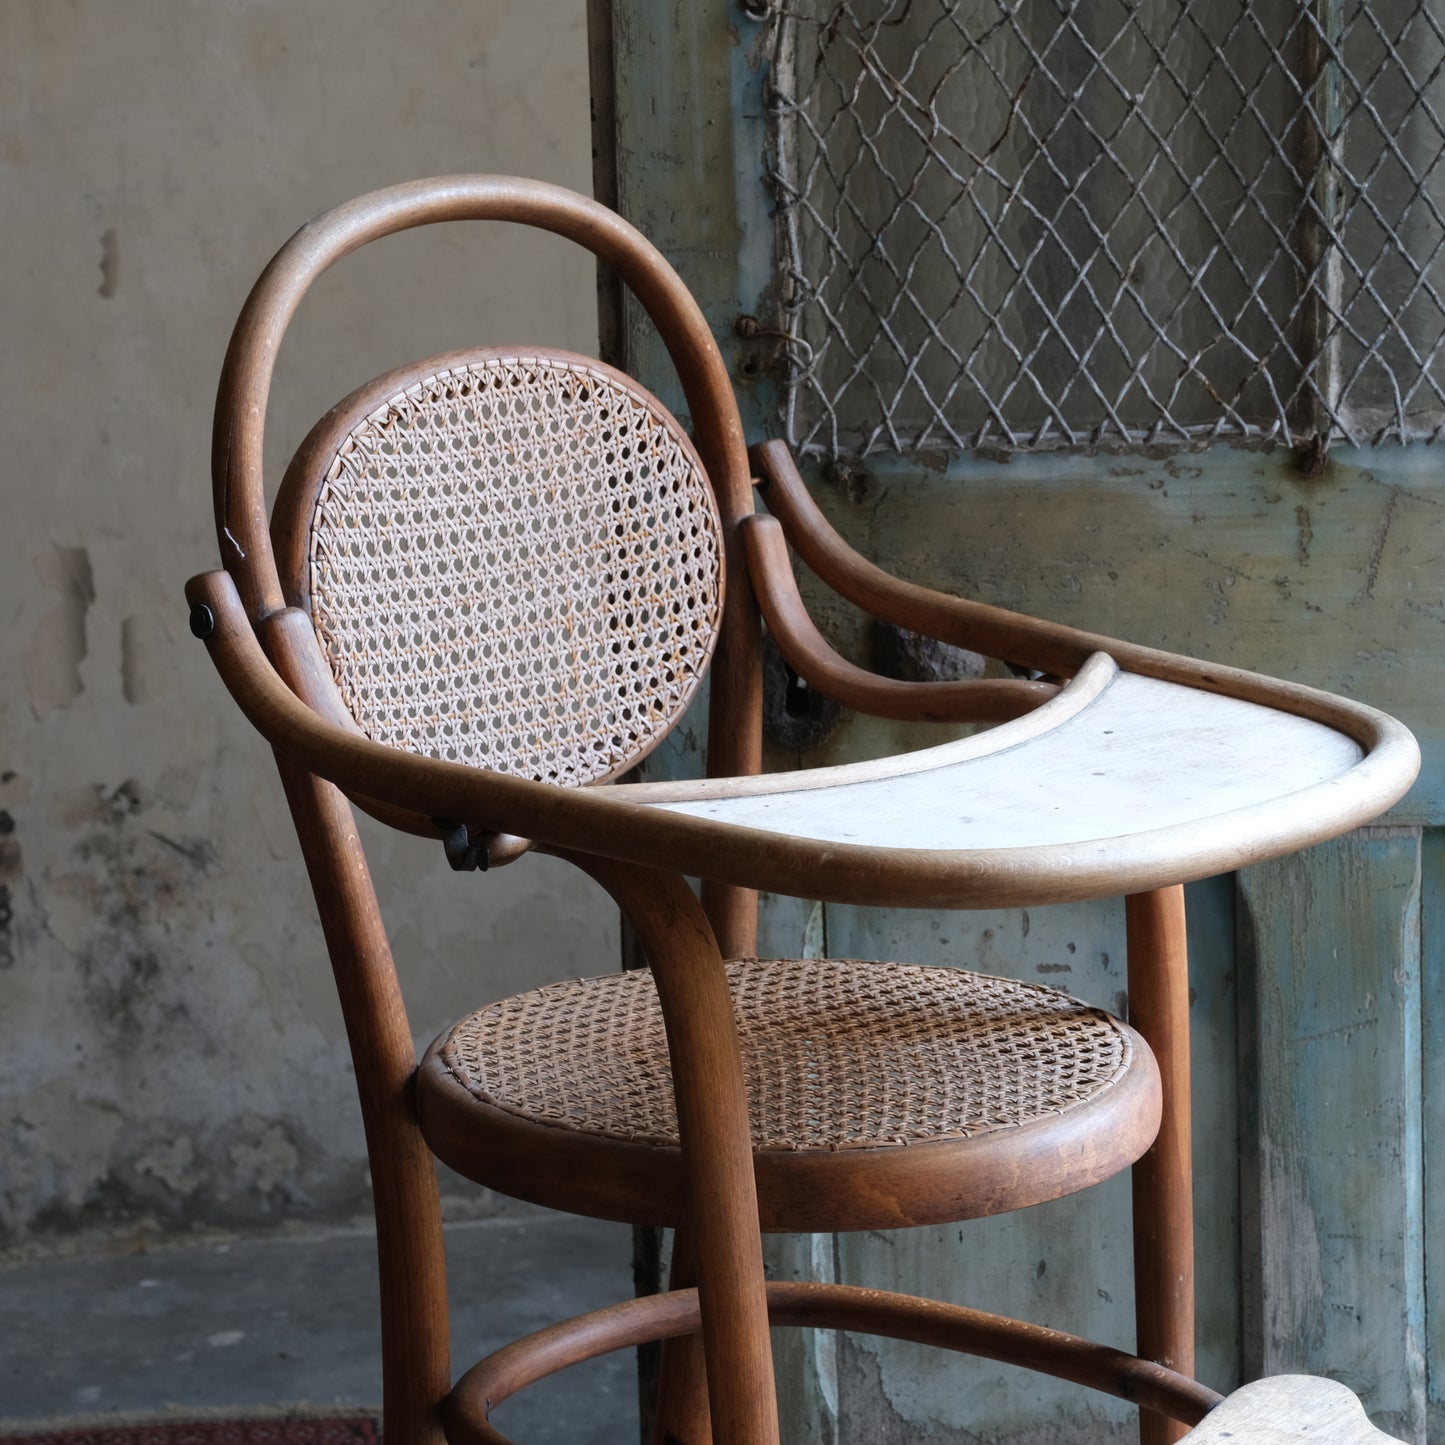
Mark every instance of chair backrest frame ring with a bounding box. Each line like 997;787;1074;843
212;175;754;615
210;177;765;882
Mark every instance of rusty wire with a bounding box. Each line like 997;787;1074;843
763;0;1445;458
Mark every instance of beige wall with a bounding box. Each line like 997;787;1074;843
0;1;615;1251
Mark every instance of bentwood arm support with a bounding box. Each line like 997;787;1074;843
750;438;1109;679
207;172;764;953
752;439;1350;698
741;513;1059;723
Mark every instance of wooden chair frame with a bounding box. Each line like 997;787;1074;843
189;176;1420;1445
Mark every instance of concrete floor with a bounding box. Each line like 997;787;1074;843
0;1214;639;1443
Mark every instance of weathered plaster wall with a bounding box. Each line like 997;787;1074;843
1;1;615;1253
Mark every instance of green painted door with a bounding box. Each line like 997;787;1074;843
598;2;1442;1437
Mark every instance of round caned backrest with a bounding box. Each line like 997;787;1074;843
274;348;725;786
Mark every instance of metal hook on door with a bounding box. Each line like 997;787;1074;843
735;314;815;369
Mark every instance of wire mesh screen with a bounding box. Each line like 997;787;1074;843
763;0;1445;459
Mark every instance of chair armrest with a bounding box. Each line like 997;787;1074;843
253;605;532;864
186;561;1418;912
752;438;1142;679
748;441;1419;761
741;513;1057;723
186;569;844;891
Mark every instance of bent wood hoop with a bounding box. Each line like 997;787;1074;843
212;174;764;945
440;1282;1225;1445
188;563;1419;911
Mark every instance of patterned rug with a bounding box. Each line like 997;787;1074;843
0;1421;380;1445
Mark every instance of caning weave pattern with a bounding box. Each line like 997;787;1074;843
307;352;723;784
438;958;1134;1151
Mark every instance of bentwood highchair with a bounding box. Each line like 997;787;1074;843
187;177;1419;1445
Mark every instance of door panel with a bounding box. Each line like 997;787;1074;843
603;3;1441;1437
1238;831;1426;1440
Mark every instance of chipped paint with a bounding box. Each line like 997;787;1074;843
1;0;607;1255
120;614;169;706
22;546;94;717
97;227;119;298
227;1121;301;1200
0;809;19;969
1354;485;1401;606
1239;833;1426;1437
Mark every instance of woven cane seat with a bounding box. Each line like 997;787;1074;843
417;957;1161;1233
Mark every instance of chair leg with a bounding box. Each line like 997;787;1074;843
645;883;753;1445
649;1230;712;1445
279;760;451;1445
562;853;781;1445
1127;886;1195;1445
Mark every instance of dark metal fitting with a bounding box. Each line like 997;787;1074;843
735;315;814;363
189;603;216;640
740;0;771;17
437;820;490;873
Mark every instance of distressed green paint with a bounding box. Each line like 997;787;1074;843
1417;827;1445;1437
609;0;775;432
608;4;1440;1439
1237;831;1425;1439
1184;870;1243;1400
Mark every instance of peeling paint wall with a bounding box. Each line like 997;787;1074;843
1;1;615;1252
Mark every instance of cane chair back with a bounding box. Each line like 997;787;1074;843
271;348;724;786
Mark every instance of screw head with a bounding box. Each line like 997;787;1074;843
189;603;216;640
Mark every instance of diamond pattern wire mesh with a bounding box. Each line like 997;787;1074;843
762;0;1445;459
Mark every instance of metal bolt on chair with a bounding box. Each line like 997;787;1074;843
187;176;1420;1445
